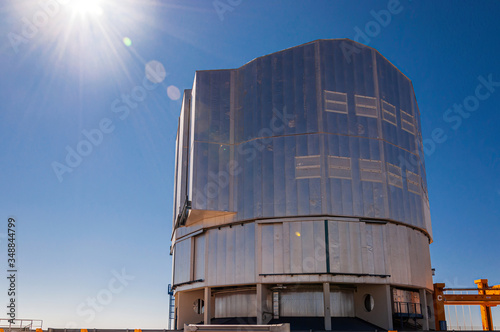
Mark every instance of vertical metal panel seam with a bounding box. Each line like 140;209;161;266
324;219;330;273
315;41;328;214
372;49;391;218
229;70;235;212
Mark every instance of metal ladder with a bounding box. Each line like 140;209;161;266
168;284;175;329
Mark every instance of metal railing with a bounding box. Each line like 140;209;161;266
0;319;43;332
393;301;423;317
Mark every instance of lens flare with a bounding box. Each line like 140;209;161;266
145;60;167;84
167;85;181;100
123;37;132;47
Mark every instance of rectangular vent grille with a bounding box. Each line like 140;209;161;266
295;155;321;179
401;109;416;134
324;90;348;114
328;156;352;179
406;170;421;194
387;162;403;188
359;159;383;182
354;95;377;118
382;100;397;126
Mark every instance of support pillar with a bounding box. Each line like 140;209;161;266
419;289;430;330
257;284;263;325
204;287;212;325
384;285;394;330
433;283;446;331
476;279;494;331
323;282;331;330
256;284;270;324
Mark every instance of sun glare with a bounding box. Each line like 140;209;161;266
71;0;104;16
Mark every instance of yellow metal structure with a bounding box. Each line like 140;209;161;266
434;279;500;331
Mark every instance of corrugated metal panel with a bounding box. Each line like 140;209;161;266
205;224;256;286
244;223;256;283
234;224;245;282
216;227;227;285
421;232;434;289
328;220;341;272
301;221;315;273
261;224;275;274
280;290;324;317
330;290;355;317
398;225;412;285
361;223;375;274
290;222;303;273
409;229;424;287
348;222;363;273
215;292;257;318
282;222;291;273
261;221;328;275
173;239;191;284
382;224;393;283
225;226;235;284
274;223;284;273
371;224;387;275
273;137;286;216
337;221;351;273
194;235;205;280
200;217;429;288
207;229;218;284
423;196;432;239
313;220;326;272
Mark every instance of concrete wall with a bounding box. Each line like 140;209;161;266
177;289;205;328
353;284;393;330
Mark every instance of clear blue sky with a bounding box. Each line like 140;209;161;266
1;0;499;329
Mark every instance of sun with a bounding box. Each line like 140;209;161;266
71;0;104;16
